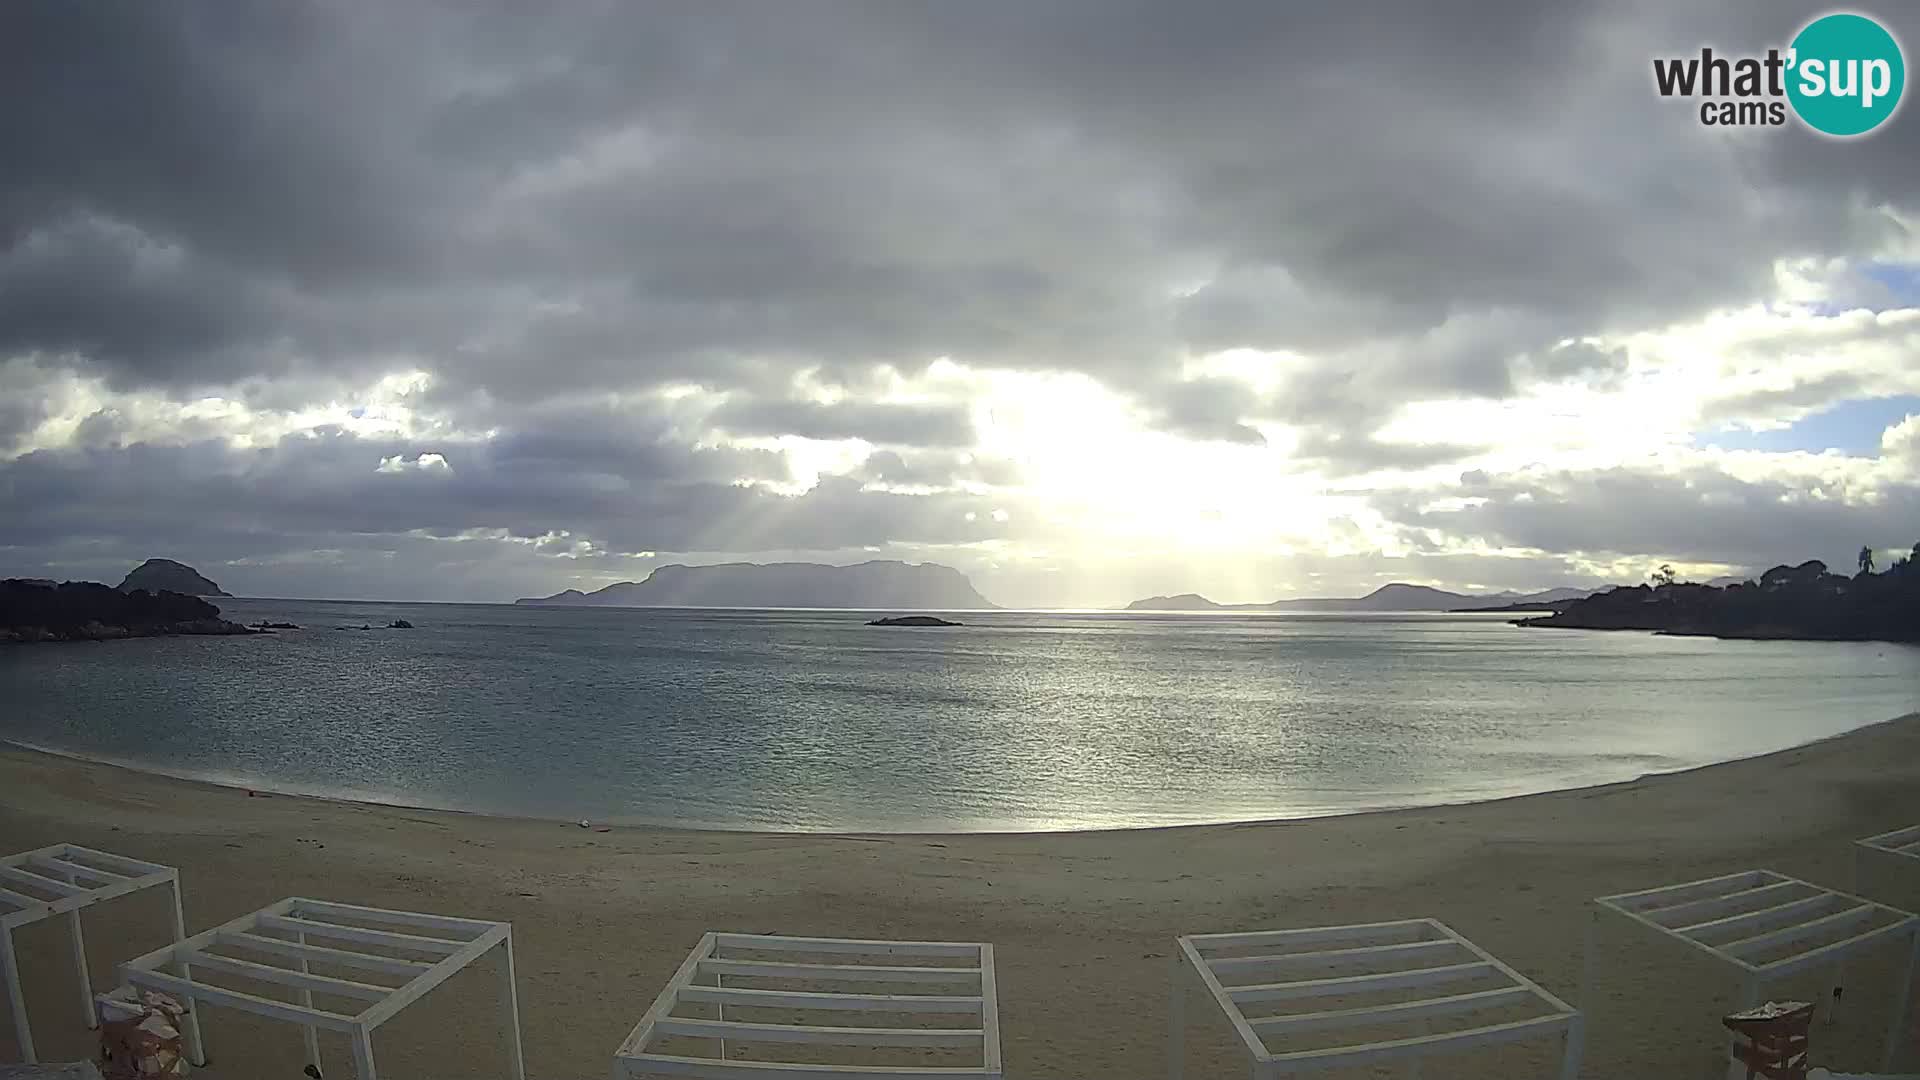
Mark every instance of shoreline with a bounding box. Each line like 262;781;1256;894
0;718;1885;838
3;714;1918;1078
1515;618;1920;646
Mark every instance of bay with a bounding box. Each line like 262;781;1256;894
3;598;1915;832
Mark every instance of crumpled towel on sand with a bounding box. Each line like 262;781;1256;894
97;991;189;1079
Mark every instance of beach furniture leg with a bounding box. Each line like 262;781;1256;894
1;928;35;1063
1730;976;1762;1065
715;964;728;1060
499;933;526;1080
1167;951;1185;1080
1559;1011;1585;1080
1841;847;1861;1031
60;860;96;1030
69;908;96;1030
1884;929;1919;1072
1830;955;1847;1029
296;930;323;1076
167;877;207;1065
1579;906;1598;1059
351;1027;378;1080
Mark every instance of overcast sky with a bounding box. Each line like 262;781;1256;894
4;1;1919;606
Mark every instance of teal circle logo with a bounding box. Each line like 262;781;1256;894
1787;12;1905;137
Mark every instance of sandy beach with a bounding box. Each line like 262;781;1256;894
3;715;1919;1079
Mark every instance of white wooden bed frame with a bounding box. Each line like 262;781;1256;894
614;932;1001;1080
1169;917;1582;1078
108;896;523;1080
0;843;203;1065
1588;869;1920;1073
1857;825;1920;897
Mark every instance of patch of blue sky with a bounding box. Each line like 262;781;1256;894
1861;261;1920;301
1699;394;1920;454
1787;300;1849;317
1777;261;1920;316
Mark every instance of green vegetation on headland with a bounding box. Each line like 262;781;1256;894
1;579;253;643
1517;546;1920;643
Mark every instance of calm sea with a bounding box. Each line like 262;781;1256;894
3;599;1916;832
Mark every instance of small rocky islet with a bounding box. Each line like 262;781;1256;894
118;557;231;597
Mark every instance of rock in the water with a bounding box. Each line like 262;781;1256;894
387;619;414;628
117;558;230;597
866;615;962;627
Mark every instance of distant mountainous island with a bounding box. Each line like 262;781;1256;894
119;558;230;597
1125;583;1597;613
1450;593;1592;614
1517;551;1920;643
517;560;998;610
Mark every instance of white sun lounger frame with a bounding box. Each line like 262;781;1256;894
1856;825;1920;893
1169;917;1583;1079
614;932;1002;1080
110;896;524;1080
0;842;203;1065
1588;869;1920;1072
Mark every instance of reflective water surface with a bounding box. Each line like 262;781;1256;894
3;600;1915;831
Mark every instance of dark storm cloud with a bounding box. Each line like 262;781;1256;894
0;359;58;449
852;449;1021;489
12;0;1914;397
1150;378;1267;445
1525;341;1630;385
0;215;305;388
0;431;1009;573
6;0;1919;596
0;3;455;285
